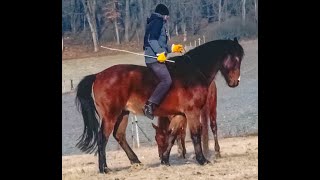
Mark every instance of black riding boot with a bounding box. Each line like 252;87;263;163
143;101;156;120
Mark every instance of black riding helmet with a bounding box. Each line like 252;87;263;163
155;4;169;16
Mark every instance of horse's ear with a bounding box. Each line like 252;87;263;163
234;37;238;43
152;123;158;130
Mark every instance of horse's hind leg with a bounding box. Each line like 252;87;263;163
210;118;221;158
97;123;110;173
181;120;187;159
200;108;210;157
176;130;187;159
176;135;184;158
208;81;220;158
186;111;210;165
97;119;115;173
176;116;187;159
208;94;221;158
97;113;118;173
113;111;141;164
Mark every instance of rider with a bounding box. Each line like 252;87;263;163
142;4;184;120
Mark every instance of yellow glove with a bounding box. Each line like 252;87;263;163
156;52;167;63
171;44;184;53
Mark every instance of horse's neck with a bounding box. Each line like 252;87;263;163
185;51;222;85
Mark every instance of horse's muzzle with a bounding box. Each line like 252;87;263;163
228;80;239;87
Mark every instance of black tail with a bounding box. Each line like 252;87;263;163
75;74;99;154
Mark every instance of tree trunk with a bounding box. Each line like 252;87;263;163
136;29;140;43
207;1;210;22
81;0;99;52
129;20;138;40
191;7;195;35
71;0;76;33
224;0;228;20
254;0;257;23
138;0;144;37
167;23;171;41
242;0;246;24
124;0;130;42
218;0;222;24
181;5;187;40
83;15;86;31
114;18;120;44
113;1;120;44
175;24;179;36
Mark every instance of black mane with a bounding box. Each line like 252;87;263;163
166;39;244;84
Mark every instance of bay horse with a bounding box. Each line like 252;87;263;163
153;80;222;162
75;38;244;173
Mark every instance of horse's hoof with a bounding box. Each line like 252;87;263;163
99;166;112;174
161;160;170;166
137;163;144;166
130;159;142;164
104;167;112;173
215;152;221;158
204;160;211;165
162;162;171;166
131;163;144;168
197;157;210;165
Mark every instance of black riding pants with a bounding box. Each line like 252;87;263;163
146;62;172;105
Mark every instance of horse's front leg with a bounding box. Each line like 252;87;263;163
186;111;211;165
161;129;178;166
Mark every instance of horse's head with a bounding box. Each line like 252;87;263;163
219;37;244;87
152;123;169;159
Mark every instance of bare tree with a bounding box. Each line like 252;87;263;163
254;0;257;23
137;0;144;36
62;36;64;52
223;0;228;21
190;0;201;35
124;0;130;42
81;0;99;52
70;0;77;33
62;0;257;45
218;0;222;24
105;0;121;44
179;0;189;39
242;0;246;24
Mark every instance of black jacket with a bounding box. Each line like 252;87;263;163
143;13;170;54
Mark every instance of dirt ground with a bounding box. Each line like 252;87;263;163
62;135;257;180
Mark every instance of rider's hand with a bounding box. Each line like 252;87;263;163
156;52;167;63
171;44;184;53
